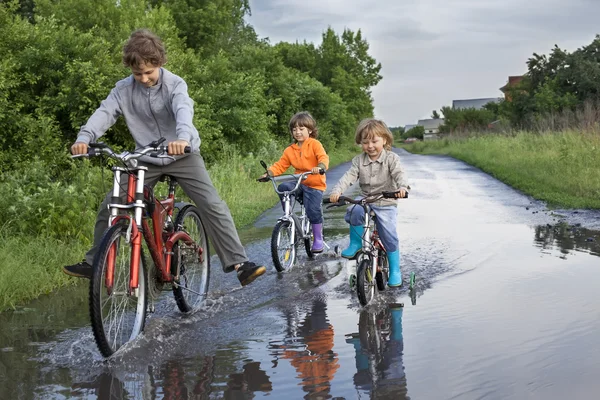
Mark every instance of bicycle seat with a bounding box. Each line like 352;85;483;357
159;174;177;183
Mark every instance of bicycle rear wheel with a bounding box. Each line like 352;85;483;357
90;220;147;357
272;220;296;272
375;251;388;291
172;205;211;313
357;258;376;306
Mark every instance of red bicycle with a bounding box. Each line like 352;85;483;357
77;139;210;357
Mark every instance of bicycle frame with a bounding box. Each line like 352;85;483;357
266;172;313;245
356;207;386;271
95;148;198;295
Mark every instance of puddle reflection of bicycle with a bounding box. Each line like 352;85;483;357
345;303;410;399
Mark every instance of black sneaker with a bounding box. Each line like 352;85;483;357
63;260;93;279
236;261;266;286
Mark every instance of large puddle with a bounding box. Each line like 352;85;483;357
1;150;599;399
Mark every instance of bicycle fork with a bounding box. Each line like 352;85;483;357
105;167;147;297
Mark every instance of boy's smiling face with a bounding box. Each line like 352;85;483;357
292;125;311;144
131;62;161;87
361;134;385;160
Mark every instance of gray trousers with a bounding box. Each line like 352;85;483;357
85;153;247;271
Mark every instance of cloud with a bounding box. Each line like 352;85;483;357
247;0;600;126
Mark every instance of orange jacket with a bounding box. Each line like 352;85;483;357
268;138;329;191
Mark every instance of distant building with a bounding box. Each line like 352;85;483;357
404;124;418;131
452;98;502;110
500;75;525;101
417;118;444;134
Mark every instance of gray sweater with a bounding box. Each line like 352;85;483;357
76;68;201;165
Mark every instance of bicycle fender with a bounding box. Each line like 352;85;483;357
175;201;192;211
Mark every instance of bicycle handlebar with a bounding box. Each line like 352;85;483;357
258;170;325;194
323;191;408;207
256;159;325;195
72;138;191;163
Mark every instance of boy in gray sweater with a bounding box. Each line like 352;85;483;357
64;29;266;286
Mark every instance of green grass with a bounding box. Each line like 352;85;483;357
403;131;600;209
0;145;359;311
0;229;89;311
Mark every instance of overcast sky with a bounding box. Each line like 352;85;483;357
246;0;600;127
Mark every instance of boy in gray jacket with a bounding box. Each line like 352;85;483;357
64;29;266;286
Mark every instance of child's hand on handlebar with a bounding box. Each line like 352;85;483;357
257;173;270;182
311;167;323;174
168;140;190;155
71;142;88;155
395;187;409;198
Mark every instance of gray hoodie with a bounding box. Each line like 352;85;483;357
76;68;201;165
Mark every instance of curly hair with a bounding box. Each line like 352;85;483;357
122;29;167;69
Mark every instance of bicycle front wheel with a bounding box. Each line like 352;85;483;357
303;220;313;258
272;220;296;272
172;205;211;313
90;220;147;357
357;258;376;306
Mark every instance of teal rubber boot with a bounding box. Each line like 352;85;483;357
341;225;364;259
387;250;402;287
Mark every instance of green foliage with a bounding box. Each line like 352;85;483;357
0;0;380;269
276;27;382;125
502;35;600;128
148;0;254;56
0;158;107;241
405;125;425;140
390;126;405;143
439;106;497;133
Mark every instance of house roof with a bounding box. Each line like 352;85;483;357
500;75;525;92
404;124;418;131
417;118;444;129
452;98;502;110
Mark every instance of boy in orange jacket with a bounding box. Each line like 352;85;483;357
264;112;329;252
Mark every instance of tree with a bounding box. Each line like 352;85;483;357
404;125;424;140
431;110;441;119
148;0;256;56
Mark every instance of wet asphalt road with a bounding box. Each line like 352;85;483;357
1;148;600;399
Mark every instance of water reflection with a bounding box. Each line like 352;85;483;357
270;298;340;399
224;360;273;397
345;304;409;399
534;223;600;258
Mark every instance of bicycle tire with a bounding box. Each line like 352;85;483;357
303;220;313;258
172;205;211;313
357;258;376;306
375;251;389;291
90;220;148;357
272;220;296;272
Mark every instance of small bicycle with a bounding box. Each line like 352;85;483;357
75;139;210;357
325;192;415;306
257;161;325;272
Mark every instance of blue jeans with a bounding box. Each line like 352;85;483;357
344;203;398;252
278;182;324;224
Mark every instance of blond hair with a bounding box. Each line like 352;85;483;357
354;118;393;150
